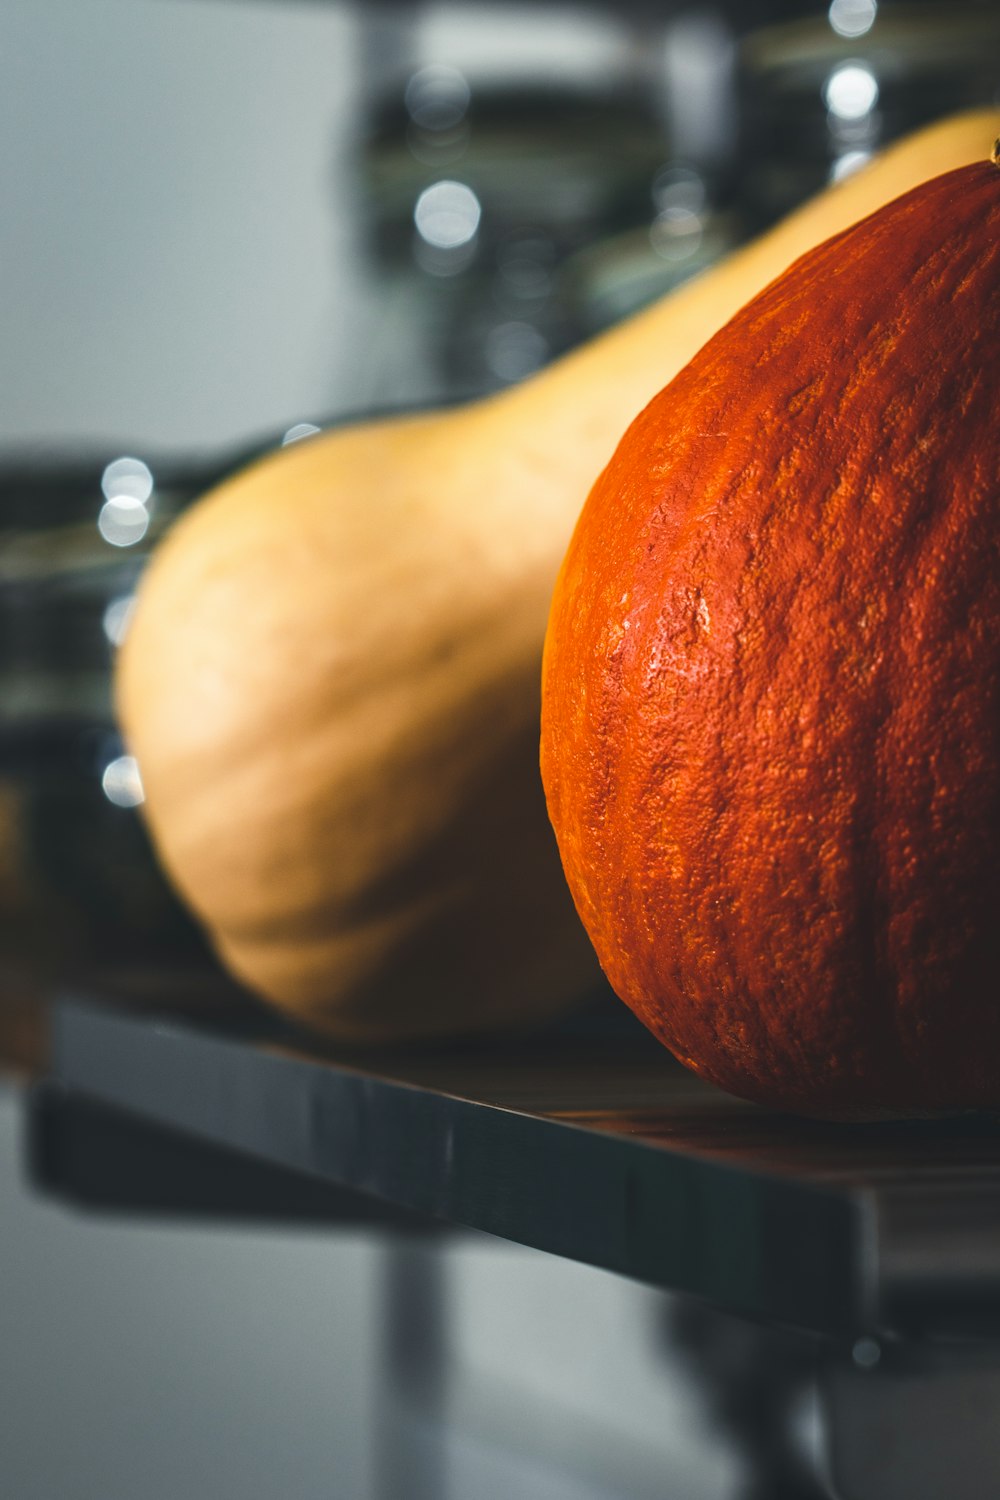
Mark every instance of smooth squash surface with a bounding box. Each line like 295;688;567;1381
118;112;1000;1043
541;154;1000;1115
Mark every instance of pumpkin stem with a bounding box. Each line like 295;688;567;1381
992;138;1000;166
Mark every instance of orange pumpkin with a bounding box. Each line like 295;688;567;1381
541;151;1000;1117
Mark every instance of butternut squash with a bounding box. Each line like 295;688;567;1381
117;110;1000;1043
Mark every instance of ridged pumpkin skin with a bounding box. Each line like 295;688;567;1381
541;157;1000;1117
118;112;998;1045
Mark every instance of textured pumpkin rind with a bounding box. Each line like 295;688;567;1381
541;160;1000;1117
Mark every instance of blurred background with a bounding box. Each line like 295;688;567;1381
0;2;997;1497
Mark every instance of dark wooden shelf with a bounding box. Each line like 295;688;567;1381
40;993;1000;1345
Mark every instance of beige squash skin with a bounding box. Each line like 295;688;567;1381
117;110;1000;1042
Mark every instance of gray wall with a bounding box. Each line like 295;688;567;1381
0;0;368;454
